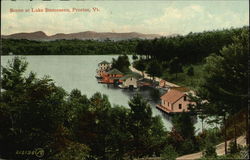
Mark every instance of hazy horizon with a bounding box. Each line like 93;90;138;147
1;25;248;37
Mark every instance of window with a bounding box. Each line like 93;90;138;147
184;96;187;101
179;104;182;109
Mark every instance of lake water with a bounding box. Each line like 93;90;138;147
1;55;211;131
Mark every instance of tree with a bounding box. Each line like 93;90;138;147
106;106;131;159
51;142;90;160
111;54;131;73
195;27;249;153
133;59;147;78
0;56;69;159
136;40;153;60
171;112;197;154
202;142;217;158
160;145;179;160
186;66;194;76
75;92;112;159
1;57;168;160
128;94;153;157
66;89;89;129
132;54;138;61
146;60;162;80
127;94;166;158
169;57;183;79
172;112;195;140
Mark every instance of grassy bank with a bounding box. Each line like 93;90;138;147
161;63;204;90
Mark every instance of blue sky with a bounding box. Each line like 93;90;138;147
1;0;249;36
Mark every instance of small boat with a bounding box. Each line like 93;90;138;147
118;84;125;89
95;75;103;79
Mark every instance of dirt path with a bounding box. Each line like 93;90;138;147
176;135;246;160
129;66;179;87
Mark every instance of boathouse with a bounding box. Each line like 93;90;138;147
101;68;124;84
119;73;141;89
156;88;194;114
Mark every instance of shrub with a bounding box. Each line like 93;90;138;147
180;139;196;155
186;66;194;76
228;141;243;154
202;142;217;158
160;145;178;160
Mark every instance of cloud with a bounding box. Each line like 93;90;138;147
1;1;249;36
143;4;248;35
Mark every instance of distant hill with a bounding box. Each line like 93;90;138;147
1;31;162;41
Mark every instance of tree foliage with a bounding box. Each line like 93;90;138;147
146;60;163;80
2;39;138;55
0;57;168;159
194;27;248;127
135;27;246;65
111;54;131;73
133;58;147;77
192;27;249;153
0;57;69;158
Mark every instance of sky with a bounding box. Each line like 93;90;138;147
1;0;249;36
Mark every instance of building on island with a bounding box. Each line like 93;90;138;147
98;60;111;70
96;60;111;78
156;88;195;114
118;73;141;89
100;68;124;84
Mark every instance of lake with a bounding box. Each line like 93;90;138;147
1;55;210;131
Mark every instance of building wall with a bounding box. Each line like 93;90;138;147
161;99;172;111
123;77;137;88
172;96;192;112
98;64;111;70
102;74;123;83
96;70;106;77
161;95;194;112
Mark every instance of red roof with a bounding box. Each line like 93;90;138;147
160;89;185;104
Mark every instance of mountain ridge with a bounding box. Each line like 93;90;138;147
1;31;164;40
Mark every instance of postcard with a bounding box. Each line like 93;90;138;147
1;0;249;160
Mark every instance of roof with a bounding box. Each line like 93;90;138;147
99;60;110;65
160;89;185;104
119;72;141;80
106;68;123;75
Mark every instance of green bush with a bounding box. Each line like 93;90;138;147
160;145;178;160
202;142;217;158
180;139;196;155
228;141;243;154
186;66;194;76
